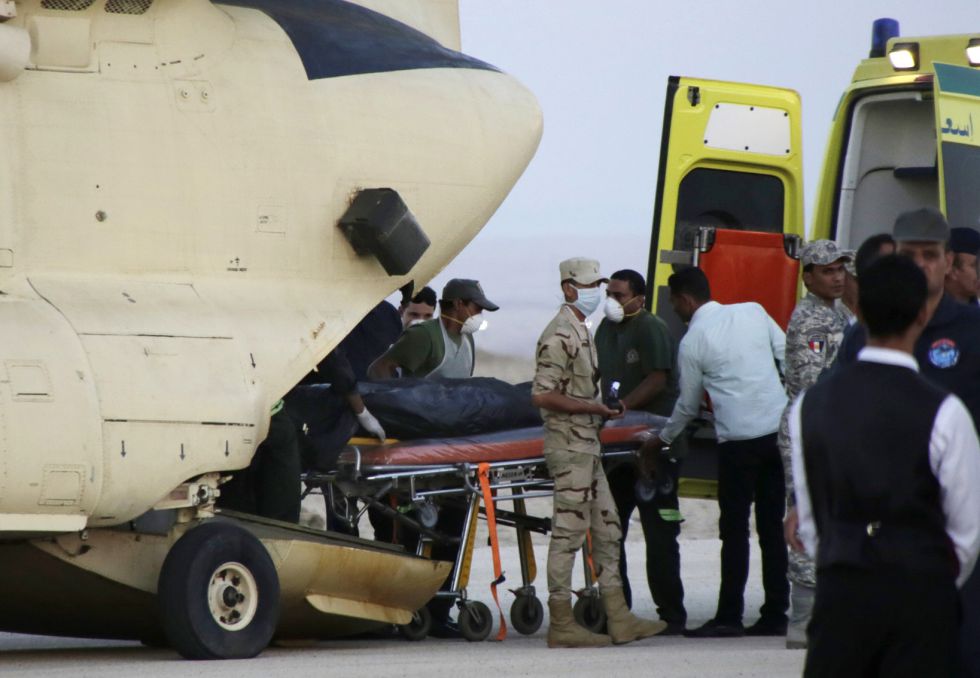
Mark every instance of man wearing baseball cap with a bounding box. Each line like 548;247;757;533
779;240;854;648
827;207;980;674
946;227;980;305
369;278;498;380
367;278;498;637
532;257;665;648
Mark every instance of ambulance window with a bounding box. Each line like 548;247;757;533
941;141;980;233
835;91;937;250
672;168;784;251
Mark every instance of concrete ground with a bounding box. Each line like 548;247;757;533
0;498;805;677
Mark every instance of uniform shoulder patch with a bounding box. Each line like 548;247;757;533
929;338;960;369
807;335;826;355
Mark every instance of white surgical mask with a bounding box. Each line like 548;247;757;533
572;287;602;317
461;313;486;335
604;297;625;323
407;318;426;328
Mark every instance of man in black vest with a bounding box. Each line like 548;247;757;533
787;255;980;677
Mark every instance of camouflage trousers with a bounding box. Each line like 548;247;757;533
545;448;623;601
778;408;817;587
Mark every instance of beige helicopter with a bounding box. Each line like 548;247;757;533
0;0;541;659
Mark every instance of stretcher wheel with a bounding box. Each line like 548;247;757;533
158;522;280;660
399;607;432;642
510;594;543;635
458;601;493;642
573;593;607;634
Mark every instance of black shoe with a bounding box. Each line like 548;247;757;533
428;619;462;639
745;618;787;636
659;622;687;636
683;619;745;638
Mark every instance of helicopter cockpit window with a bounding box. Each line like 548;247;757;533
672;167;784;252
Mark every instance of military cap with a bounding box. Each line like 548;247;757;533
441;278;499;311
559;257;607;285
950;227;980;256
893;207;950;243
800;239;853;268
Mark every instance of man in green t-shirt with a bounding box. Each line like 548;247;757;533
595;268;687;635
368;279;497;379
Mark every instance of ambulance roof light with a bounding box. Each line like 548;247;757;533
889;42;919;71
968;38;980;67
870;18;900;58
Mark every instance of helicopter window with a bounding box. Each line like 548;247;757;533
105;0;153;14
40;0;96;10
835;91;938;249
672;167;784;252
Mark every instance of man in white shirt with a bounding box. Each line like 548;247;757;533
640;266;789;638
787;254;980;677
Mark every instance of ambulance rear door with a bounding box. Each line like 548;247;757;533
646;77;804;336
934;63;980;232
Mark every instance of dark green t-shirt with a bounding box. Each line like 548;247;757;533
595;311;679;416
385;318;468;378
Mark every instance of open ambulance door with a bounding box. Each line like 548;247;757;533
645;77;803;499
646;77;804;338
934;63;980;232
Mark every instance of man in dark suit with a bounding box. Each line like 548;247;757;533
787;254;980;677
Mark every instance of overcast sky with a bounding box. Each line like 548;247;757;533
419;2;980;361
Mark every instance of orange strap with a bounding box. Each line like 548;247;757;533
477;463;507;641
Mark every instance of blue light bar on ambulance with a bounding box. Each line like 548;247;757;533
870;18;899;58
889;42;919;71
968;38;980;67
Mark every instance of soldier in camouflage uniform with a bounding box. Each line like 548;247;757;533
779;240;854;649
532;257;665;648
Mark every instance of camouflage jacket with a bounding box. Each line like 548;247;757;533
784;293;851;402
532;305;604;455
780;293;851;505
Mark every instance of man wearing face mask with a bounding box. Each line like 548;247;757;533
595;269;686;634
532;257;666;648
368;278;497;380
366;278;497;637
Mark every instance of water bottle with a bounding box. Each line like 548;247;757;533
605;380;624;414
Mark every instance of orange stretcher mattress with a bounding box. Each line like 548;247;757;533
340;411;667;467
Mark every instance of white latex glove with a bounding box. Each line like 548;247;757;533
356;408;386;442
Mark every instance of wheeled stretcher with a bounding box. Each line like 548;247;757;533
302;411;667;641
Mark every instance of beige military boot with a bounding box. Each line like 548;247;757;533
602;587;667;644
547;598;612;648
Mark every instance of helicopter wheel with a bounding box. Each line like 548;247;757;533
158;521;280;660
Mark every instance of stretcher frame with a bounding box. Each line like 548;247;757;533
302;435;645;641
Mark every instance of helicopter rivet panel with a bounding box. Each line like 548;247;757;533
174;80;215;112
0;298;103;529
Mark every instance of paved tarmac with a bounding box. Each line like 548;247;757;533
0;503;806;677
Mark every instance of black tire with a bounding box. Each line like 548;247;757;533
158;521;280;660
399;606;432;642
510;594;543;635
573;594;607;634
458;601;493;642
